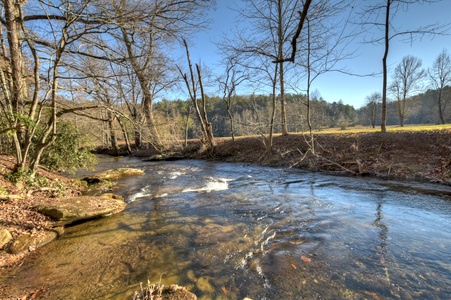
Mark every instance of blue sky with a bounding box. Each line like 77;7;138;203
181;0;451;108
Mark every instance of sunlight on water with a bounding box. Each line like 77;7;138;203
1;158;450;299
127;185;153;202
182;177;231;193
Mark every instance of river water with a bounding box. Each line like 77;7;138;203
1;156;450;299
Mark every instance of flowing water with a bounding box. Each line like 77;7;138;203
1;157;450;299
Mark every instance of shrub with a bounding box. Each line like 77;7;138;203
40;121;98;174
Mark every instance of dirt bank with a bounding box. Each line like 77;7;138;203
186;130;451;185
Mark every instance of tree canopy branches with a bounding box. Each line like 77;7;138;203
274;0;312;63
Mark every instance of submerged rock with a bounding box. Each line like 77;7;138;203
82;168;144;184
35;196;126;226
143;153;185;162
133;284;197;300
6;231;58;255
1;194;125;266
99;193;124;201
196;277;215;294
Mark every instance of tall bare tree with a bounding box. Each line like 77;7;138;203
429;49;451;124
390;55;425;126
178;39;215;150
229;0;310;136
218;58;248;141
297;0;355;153
88;0;212;150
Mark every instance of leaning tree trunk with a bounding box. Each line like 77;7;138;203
117;116;132;154
226;103;235;141
179;39;215;151
142;94;163;150
196;64;215;149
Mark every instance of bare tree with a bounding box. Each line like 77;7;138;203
0;0;97;174
62;0;214;151
218;58;248;141
361;0;448;132
274;0;312;63
224;52;279;151
364;92;382;128
228;0;310;136
390;55;425;126
429;49;451;124
92;0;211;150
177;39;215;151
287;0;355;154
0;0;213;173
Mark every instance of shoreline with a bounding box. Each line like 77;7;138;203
129;130;451;186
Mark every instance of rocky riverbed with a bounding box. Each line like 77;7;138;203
0;157;143;269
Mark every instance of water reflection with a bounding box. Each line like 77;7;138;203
1;159;450;299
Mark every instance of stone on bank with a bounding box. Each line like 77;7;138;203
35;195;127;226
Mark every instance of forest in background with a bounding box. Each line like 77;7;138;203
56;83;451;152
149;85;451;139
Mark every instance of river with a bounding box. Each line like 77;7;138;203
1;156;450;299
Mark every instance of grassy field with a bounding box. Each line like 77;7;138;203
310;124;451;135
213;124;451;143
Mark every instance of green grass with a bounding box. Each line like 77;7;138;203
206;124;451;143
310;124;451;135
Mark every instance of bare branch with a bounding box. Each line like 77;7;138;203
273;0;312;63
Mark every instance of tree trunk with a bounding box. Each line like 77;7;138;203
142;92;163;150
227;104;235;141
196;64;215;149
119;23;162;150
107;110;119;155
397;99;405;127
179;39;215;150
279;61;288;135
306;17;315;154
184;104;192;148
134;129;142;149
371;103;377;128
277;0;288;136
4;0;26;170
437;89;445;124
381;0;391;133
117;117;132;154
268;64;279;153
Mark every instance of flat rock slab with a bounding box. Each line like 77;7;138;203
1;229;62;266
34;196;126;226
82;168;144;184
